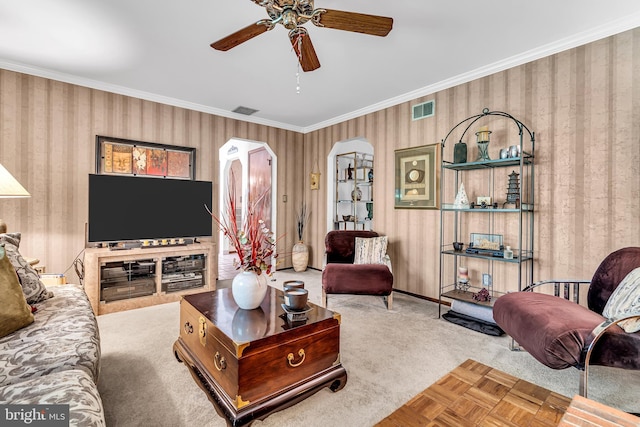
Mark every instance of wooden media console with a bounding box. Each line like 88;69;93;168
84;242;216;315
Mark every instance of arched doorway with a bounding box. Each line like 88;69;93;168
218;138;278;280
326;137;374;233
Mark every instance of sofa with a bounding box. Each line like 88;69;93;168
0;233;105;426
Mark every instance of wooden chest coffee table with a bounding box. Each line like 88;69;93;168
173;287;347;426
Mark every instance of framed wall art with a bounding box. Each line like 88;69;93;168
95;136;195;180
394;143;440;209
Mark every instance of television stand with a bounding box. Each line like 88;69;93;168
84;242;216;315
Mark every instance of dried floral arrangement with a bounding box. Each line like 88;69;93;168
295;202;310;242
206;175;278;275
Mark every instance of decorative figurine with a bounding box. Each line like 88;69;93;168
347;163;354;180
366;202;373;220
472;288;491;302
453;182;470;209
351;186;362;201
503;171;521;208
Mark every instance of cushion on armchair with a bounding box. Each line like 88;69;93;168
588;247;640;314
494;292;605;369
602;267;640;333
323;264;393;295
325;230;380;264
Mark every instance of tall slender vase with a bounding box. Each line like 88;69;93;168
292;241;309;272
232;270;268;310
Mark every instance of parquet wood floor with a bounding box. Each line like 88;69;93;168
376;359;572;427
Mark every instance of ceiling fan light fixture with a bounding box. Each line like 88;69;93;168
211;1;392;71
282;9;298;30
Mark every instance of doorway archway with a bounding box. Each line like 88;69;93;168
218;138;278;280
326;137;374;233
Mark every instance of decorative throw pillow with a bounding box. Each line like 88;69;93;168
354;236;388;265
602;267;640;333
0;233;53;304
0;245;34;338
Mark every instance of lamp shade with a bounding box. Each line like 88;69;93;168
0;163;30;198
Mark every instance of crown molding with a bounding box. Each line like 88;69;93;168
302;13;640;134
1;12;638;136
0;59;304;133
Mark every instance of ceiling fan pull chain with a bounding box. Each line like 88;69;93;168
295;32;303;94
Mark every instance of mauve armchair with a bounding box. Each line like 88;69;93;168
493;247;640;400
321;231;393;309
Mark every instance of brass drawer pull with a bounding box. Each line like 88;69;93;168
198;316;207;346
287;349;305;367
214;351;226;371
184;321;193;334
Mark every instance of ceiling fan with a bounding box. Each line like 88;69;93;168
211;0;393;72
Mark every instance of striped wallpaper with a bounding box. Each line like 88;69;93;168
0;28;638;301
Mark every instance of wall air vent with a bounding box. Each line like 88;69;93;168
412;100;435;121
232;106;259;115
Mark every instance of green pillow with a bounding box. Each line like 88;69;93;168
0;245;34;338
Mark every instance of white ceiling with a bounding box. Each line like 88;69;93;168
0;1;639;133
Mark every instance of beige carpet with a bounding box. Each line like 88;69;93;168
96;269;639;426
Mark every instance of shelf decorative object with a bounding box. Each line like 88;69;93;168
457;266;470;291
351;186;362;201
453;141;468;163
504;171;521;208
475;126;491;161
453;182;470;209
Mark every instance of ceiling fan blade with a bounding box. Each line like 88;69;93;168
211;22;271;51
315;9;393;37
290;31;321;72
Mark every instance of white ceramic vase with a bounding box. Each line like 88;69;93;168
291;241;309;272
232;270;268;310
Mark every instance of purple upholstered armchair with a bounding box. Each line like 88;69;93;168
321;230;394;309
494;247;640;399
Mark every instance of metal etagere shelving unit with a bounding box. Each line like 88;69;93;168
438;108;535;317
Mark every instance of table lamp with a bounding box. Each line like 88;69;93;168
0;162;31;233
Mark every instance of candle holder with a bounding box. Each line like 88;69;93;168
475;126;492;161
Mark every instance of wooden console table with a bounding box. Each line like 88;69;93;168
84;242;216;315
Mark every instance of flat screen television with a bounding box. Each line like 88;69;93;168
88;174;213;243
